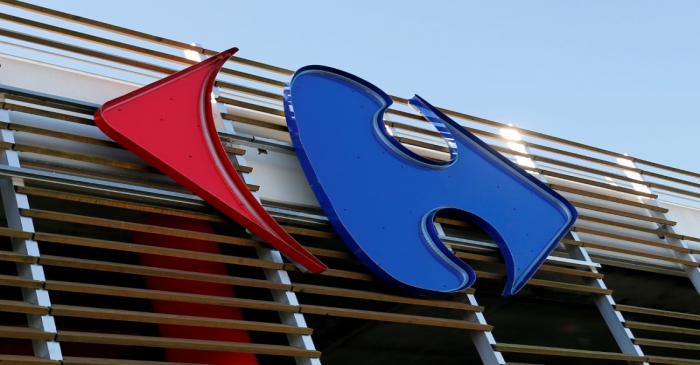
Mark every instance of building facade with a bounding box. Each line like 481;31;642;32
0;1;698;364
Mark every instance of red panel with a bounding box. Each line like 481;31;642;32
135;216;258;364
94;48;326;273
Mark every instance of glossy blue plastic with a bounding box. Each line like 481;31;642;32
284;66;577;296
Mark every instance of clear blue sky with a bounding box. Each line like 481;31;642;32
31;1;700;172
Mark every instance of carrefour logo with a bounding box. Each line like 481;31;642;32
95;48;576;296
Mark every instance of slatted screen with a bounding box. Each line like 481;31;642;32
0;1;698;364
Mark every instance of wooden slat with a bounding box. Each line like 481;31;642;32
300;304;491;331
304;246;351;259
536;168;657;199
0;139;16;151
45;281;298;313
451;242;599;272
565;239;698;267
0;299;48;315
0;325;54;340
468;252;603;282
39;254;284;287
51;304;312;335
624;321;700;336
19;157;249;196
394;135;450;153
434;216;474;229
615;304;700;322
13;142;252;174
526;278;612;295
530;262;603;279
0;87;95;114
216;81;283;102
572;201;676;226
0;250;37;264
573;227;691;254
20;159;195;194
645;355;700;365
285;226;335;239
499;343;700;365
292;283;481;311
2;102;93;125
284;263;374;282
63;357;204;365
527;140;637;170
22;209;261;248
643;168;700;190
634;338;700;351
217;97;284;117
454;251;604;279
0;274;42;289
636;157;700;181
0;354;58;364
218;135;248;156
221;112;288;132
21;143;146;172
57;331;321;357
0;226;33;239
577;215;690;242
650;181;700;199
493;343;646;362
5;123;118;148
549;183;668;213
594;256;688;277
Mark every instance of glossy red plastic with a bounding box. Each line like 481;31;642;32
94;48;326;273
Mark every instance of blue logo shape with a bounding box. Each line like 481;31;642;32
284;66;577;296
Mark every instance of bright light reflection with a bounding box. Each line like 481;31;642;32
500;128;522;141
616;157;652;194
184;43;203;62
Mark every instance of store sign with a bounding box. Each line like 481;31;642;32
95;48;576;296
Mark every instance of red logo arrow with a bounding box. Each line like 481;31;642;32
95;48;327;273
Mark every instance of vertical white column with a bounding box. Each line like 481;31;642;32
433;222;506;365
565;231;647;362
0;107;62;360
617;157;700;293
500;127;648;364
220;114;321;365
466;293;507;365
